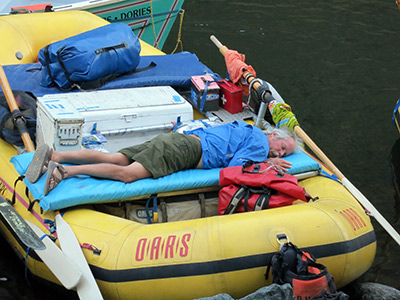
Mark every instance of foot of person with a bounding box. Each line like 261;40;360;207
26;144;53;183
44;161;67;196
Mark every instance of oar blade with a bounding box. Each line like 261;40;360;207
55;214;103;300
0;196;45;250
26;221;82;289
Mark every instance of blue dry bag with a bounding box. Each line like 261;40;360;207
38;23;141;90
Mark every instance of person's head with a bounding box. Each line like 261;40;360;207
264;127;303;158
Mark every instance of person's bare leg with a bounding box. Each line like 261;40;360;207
60;161;152;183
51;149;129;166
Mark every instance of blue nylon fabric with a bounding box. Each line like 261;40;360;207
392;97;400;124
38;23;141;89
186;121;270;168
3;52;213;97
10;151;320;211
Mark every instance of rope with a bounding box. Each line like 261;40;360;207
170;9;185;54
150;0;159;49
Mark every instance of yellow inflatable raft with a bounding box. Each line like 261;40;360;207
0;11;376;300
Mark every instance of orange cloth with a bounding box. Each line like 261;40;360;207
224;49;256;96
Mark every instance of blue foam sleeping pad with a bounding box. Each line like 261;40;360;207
10;151;320;211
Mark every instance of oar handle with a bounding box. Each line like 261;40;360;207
210;35;228;56
0;65;35;152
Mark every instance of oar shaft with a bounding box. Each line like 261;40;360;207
294;126;345;179
294;125;400;245
0;66;19;111
210;35;400;246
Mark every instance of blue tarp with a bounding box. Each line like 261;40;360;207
3;52;213;97
11;151;320;211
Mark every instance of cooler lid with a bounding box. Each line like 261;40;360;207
37;98;84;121
39;86;186;113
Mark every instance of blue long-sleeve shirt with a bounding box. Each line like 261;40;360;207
185;121;269;169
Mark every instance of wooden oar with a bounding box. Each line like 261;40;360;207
0;195;83;289
55;212;104;300
210;35;400;246
26;220;83;290
0;65;35;152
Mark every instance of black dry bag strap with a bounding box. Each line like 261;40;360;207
242;160;262;174
79;61;157;90
254;187;271;210
223;185;248;215
94;42;127;54
43;45;59;89
56;46;77;91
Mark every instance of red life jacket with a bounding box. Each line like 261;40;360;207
218;161;310;215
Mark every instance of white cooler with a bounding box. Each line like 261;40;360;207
36;86;193;152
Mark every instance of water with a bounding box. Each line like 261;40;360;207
1;0;400;298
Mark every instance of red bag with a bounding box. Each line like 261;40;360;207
267;241;337;299
218;162;309;215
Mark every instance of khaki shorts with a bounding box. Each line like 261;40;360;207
118;133;202;178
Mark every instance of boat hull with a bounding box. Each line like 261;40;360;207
0;139;376;299
0;10;376;300
75;0;185;50
0;0;185;50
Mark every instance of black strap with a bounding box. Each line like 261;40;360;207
47;43;157;91
254;187;271;210
56;46;77;91
223;185;248;215
28;199;40;212
10;176;25;205
198;193;206;218
43;45;59;89
243;187;251;212
74;61;157;91
242;160;257;173
94;42;127;54
224;185;271;214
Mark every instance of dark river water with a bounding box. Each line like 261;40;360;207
1;0;400;298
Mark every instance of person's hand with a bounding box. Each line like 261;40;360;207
267;157;292;172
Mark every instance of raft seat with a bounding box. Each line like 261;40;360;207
11;151;320;211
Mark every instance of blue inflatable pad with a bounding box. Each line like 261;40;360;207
10;151;320;211
3;52;212;97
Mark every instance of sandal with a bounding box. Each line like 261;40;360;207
44;161;67;196
26;144;53;183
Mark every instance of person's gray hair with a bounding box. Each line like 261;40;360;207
263;127;304;153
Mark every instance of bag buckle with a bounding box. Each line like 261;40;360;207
277;233;289;250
